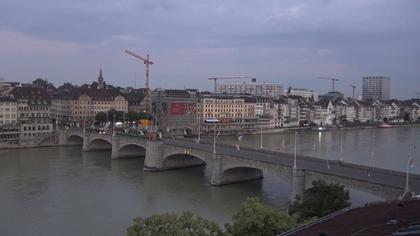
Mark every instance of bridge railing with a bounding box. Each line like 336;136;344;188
164;138;420;182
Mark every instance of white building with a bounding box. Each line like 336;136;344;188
216;79;284;97
288;88;318;101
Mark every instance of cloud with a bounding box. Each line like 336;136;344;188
0;0;419;98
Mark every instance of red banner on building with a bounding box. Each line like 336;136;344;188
170;102;185;115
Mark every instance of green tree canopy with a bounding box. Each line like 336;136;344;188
290;180;351;222
126;211;223;236
95;112;107;123
225;197;297;236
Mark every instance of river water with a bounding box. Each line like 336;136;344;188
0;127;419;236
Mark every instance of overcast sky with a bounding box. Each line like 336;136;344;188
0;0;419;98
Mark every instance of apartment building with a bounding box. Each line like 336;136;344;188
362;76;390;100
216;79;284;97
0;96;17;125
9;87;53;138
51;87;128;126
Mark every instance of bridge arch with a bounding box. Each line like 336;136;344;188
118;144;146;158
86;137;112;151
163;153;206;170
218;166;264;185
67;134;84;145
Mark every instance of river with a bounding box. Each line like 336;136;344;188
0;127;418;236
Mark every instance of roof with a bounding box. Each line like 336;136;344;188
0;95;16;102
54;87;126;101
10;87;50;100
281;199;420;236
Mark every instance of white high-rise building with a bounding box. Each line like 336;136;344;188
216;79;283;97
362;76;390;100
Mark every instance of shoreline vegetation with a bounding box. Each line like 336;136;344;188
126;180;351;236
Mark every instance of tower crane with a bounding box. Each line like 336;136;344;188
124;49;154;112
318;77;339;92
349;84;356;99
208;76;250;93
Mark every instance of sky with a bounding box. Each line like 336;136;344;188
0;0;419;99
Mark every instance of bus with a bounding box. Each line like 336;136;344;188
204;119;220;123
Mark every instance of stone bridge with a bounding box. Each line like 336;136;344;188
57;130;420;202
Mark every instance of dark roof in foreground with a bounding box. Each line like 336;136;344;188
280;199;420;236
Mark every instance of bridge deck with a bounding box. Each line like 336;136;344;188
164;138;420;192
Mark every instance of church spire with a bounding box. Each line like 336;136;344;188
98;68;104;89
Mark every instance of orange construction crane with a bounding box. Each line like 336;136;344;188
124;49;154;112
349;84;356;99
318;77;339;92
208;76;250;93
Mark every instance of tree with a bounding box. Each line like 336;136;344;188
404;112;410;122
127;111;150;122
95;112;107;124
32;78;47;88
290;180;350;222
126;211;223;236
225;197;297;236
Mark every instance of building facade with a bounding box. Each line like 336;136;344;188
51;88;128;126
152;89;198;135
362;76;390;100
216;80;284;97
0;96;18;125
9;87;54;139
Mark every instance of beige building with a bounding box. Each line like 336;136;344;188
9;87;53;139
197;95;261;133
51;87;128;126
0;96;18;125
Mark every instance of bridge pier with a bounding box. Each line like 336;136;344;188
290;169;306;204
111;135;120;159
57;130;69;145
144;140;165;171
82;132;90;152
211;154;223;185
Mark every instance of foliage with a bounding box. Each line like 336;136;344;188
127;111;150;122
290;180;350;222
225;197;297;236
95;112;107;123
404;112;410;122
126;211;223;236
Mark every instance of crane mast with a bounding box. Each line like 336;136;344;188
124;49;154;113
349;84;356;99
318;77;339;92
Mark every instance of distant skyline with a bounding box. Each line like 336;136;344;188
0;0;419;99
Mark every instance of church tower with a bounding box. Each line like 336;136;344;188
98;68;104;89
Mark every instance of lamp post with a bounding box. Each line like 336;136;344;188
213;122;217;155
197;113;201;144
293;130;297;169
401;144;416;199
112;113;115;136
340;127;343;162
260;120;263;149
